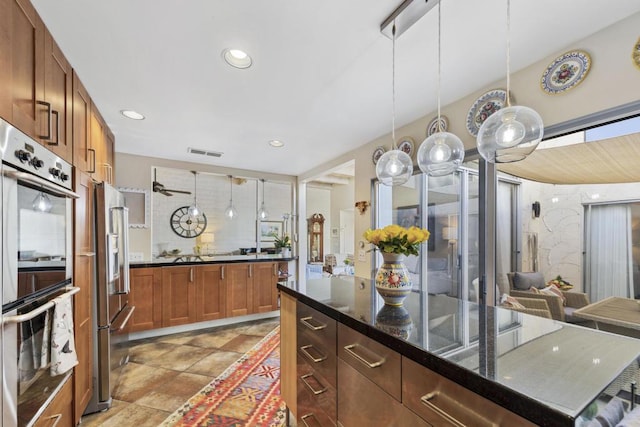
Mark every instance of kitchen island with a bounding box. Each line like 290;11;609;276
278;276;640;426
126;255;296;338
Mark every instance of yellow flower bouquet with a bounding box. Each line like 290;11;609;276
363;224;430;257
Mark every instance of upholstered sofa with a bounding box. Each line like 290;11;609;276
506;272;590;322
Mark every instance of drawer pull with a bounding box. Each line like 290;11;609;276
300;316;327;331
300;344;327;363
300;413;320;427
300;373;327;395
343;344;385;368
45;413;62;427
420;392;467;427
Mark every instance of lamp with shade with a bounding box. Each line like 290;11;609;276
224;175;238;220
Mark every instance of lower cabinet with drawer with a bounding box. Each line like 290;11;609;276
296;301;337;426
337;324;428;427
402;357;536;427
33;374;73;427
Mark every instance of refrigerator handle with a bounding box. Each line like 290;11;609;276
112;206;130;294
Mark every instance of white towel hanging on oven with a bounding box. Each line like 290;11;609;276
50;292;78;376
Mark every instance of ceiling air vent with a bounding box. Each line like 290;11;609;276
188;147;223;158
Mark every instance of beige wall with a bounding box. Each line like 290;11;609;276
299;11;640;278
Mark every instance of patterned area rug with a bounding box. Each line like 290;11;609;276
161;326;286;427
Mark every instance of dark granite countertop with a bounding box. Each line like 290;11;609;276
130;254;297;268
278;276;640;426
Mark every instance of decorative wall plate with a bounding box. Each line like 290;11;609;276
633;37;640;70
372;146;386;164
426;116;448;137
466;89;507;137
397;137;414;158
541;50;591;94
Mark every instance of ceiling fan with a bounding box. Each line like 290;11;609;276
152;168;191;197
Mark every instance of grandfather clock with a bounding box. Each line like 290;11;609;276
307;213;325;263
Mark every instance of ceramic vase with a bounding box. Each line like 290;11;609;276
375;252;412;306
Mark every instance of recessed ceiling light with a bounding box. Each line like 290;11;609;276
120;110;145;120
222;48;252;69
268;140;284;148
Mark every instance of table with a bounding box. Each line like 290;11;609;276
573;296;640;338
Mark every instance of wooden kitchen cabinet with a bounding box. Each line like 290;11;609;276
1;0;73;159
253;262;279;313
43;29;73;162
4;0;45;142
196;264;226;321
280;292;297;418
72;170;94;422
89;104;115;184
33;374;73;427
128;267;163;332
72;71;92;173
162;266;197;327
226;263;253;317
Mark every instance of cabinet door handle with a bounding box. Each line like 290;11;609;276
189;267;194;283
300;373;327;395
420;392;467;427
221;266;225;280
47;110;60;146
249;264;252;278
37;100;52;140
343;344;385;368
273;264;277;276
45;413;62;427
300;344;327;363
301;414;320;427
88;148;96;173
78;252;96;257
299;316;326;331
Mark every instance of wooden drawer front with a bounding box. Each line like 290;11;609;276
34;375;73;427
297;353;337;425
297;327;336;388
337;323;401;401
402;357;536;427
337;359;429;427
296;301;336;355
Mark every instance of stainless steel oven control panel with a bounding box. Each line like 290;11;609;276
1;118;73;190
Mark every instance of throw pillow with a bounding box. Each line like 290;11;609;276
500;294;525;309
513;272;545;290
539;284;567;305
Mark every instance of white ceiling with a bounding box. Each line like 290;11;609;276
32;0;640;176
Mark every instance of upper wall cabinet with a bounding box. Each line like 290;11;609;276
0;0;74;163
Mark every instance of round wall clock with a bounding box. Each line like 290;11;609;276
170;206;207;238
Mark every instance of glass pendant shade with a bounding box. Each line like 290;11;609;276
257;202;269;220
417;131;465;177
188;171;200;218
376;149;413;186
477;105;543;163
32;191;52;212
257;179;268;220
225;175;237;220
224;203;238;220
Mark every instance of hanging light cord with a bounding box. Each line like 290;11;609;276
436;1;443;132
505;0;512;107
391;22;397;148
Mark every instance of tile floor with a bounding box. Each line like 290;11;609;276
81;317;281;427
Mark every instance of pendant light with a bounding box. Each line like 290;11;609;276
257;178;269;220
417;1;464;177
376;22;413;187
187;170;201;218
476;0;543;163
224;175;238;220
32;190;52;213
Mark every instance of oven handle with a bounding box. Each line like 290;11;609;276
1;287;80;325
4;170;79;199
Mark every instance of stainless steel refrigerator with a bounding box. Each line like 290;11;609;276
85;182;135;415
